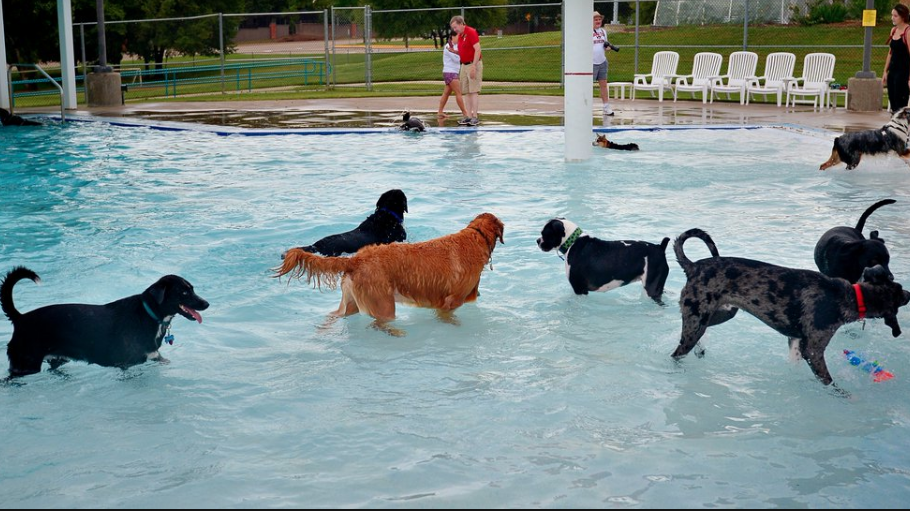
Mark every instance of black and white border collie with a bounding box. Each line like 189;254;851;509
536;218;671;304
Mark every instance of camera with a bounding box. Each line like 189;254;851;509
603;41;620;52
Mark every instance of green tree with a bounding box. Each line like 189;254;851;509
369;0;508;49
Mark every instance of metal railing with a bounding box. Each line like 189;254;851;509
8;64;65;119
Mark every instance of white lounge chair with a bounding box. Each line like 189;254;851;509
632;51;680;102
745;52;796;107
786;53;836;109
673;52;723;104
709;51;759;104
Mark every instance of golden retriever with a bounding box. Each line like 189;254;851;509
274;212;505;336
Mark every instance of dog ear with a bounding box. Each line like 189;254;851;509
496;218;505;245
863;265;892;285
870;230;887;243
146;279;168;304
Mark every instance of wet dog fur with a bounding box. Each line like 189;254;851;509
814;199;896;283
819;106;910;170
672;228;910;388
1;267;209;379
593;133;639;151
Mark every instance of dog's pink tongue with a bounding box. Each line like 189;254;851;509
182;306;203;324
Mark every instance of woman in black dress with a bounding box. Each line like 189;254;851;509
884;4;910;112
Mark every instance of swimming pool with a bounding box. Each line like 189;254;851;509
2;120;910;507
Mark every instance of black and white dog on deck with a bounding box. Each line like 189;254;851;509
536;218;671;304
819;106;910;170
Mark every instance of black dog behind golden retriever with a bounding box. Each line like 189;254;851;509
819;106;910;170
593;133;639;151
1;267;209;379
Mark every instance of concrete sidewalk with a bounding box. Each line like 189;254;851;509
26;93;894;133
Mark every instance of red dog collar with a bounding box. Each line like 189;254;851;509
853;283;867;319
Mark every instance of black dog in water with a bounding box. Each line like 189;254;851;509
1;267;209;379
399;112;426;132
672;228;910;388
284;189;408;257
814;199;896;283
0;108;42;127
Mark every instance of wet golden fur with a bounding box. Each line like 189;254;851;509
274;213;505;334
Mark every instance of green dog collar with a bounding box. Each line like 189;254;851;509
558;227;583;255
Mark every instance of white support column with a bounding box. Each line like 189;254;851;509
564;0;593;162
0;0;9;109
57;0;77;109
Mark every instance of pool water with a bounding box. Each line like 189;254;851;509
2;121;910;507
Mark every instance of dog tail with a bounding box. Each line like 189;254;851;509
673;229;720;276
854;199;896;232
609;142;640;151
0;266;40;322
272;248;353;289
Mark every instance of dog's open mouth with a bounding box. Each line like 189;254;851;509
180;305;203;323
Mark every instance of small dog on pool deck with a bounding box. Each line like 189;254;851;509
593;134;639;151
536;218;670;304
819;106;910;170
285;189;408;258
1;267;209;379
274;212;504;336
672;228;910;388
814;199;896;283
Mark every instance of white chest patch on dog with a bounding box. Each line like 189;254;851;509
147;350;160;360
595;279;626;292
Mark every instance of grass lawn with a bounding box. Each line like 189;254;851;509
11;22;893;108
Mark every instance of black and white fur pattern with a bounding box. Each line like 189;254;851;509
814;199;896;283
1;267;209;379
399;112;426;132
672;228;910;388
819;106;910;170
536;218;671;304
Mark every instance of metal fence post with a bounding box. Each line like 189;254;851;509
634;0;640;75
365;5;372;92
79;23;87;80
323;9;330;89
560;0;565;88
743;0;749;50
331;6;337;88
219;13;225;94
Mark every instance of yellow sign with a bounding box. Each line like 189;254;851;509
863;9;877;27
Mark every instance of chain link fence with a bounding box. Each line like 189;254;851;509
6;0;893;110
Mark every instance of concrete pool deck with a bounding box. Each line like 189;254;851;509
20;94;895;132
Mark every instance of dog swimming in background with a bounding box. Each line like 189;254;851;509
274;213;504;337
1;267;209;379
399;112;426;132
819;106;910;170
593;134;639;151
536;218;670;304
672;228;910;389
814;199;896;283
284;189;408;258
0;108;42;127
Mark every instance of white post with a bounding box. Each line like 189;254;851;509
564;0;594;162
0;0;9;109
57;0;77;109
